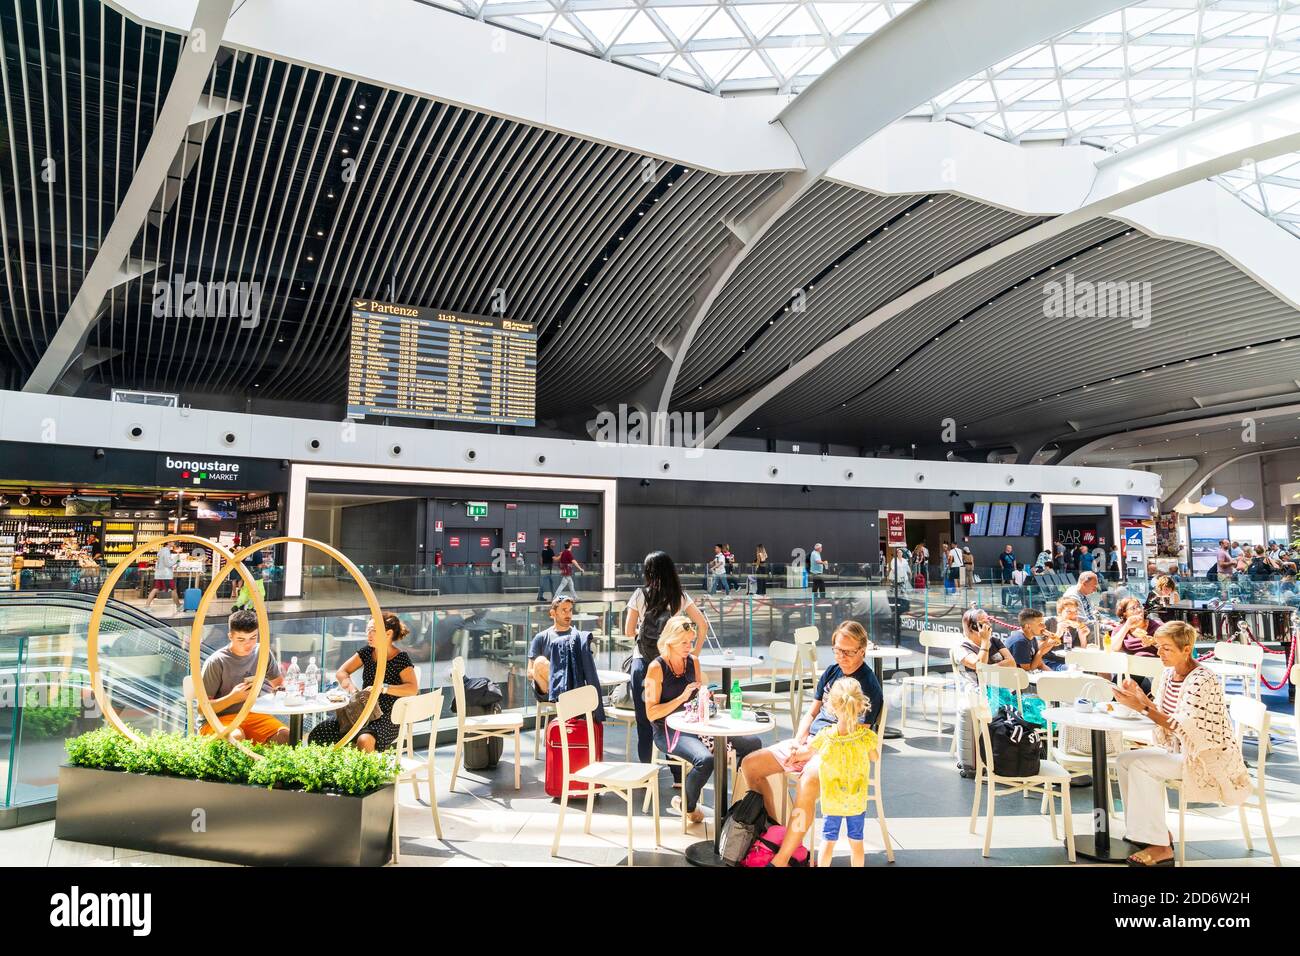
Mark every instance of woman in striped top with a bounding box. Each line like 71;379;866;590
1111;621;1250;866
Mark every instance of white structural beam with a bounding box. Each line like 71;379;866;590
24;0;236;395
1163;442;1300;509
699;85;1300;449
107;0;803;176
653;0;1131;425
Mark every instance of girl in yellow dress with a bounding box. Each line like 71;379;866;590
812;677;880;867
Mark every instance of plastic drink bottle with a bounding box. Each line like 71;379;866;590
284;657;301;695
730;679;743;719
304;659;320;698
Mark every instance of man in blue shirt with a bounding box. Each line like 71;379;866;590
739;620;882;866
1004;607;1067;672
1079;546;1094;572
527;595;602;715
809;543;827;598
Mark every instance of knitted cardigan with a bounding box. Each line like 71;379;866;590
1151;665;1251;805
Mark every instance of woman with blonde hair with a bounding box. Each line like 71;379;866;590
1111;621;1250;866
642;615;763;823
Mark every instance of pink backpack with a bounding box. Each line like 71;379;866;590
741;824;810;867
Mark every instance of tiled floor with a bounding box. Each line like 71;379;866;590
5;677;1298;867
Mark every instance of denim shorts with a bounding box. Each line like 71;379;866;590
823;812;866;841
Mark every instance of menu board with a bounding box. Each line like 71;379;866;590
970;502;991;536
346;299;536;426
1023;501;1043;537
1005;502;1026;537
987;502;1009;537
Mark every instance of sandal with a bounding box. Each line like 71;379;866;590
1126;847;1174;867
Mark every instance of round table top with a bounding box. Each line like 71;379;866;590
862;646;916;660
572;613;600;622
1039;704;1153;732
666;710;774;738
252;695;348;717
597;669;630;686
699;653;765;668
1200;660;1258;679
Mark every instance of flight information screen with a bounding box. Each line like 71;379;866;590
346;299;537;426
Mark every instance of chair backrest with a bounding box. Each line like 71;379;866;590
1213;642;1264;668
918;630;963;675
1229;695;1271;786
1125;655;1165;681
553;686;600;783
1065;648;1129;677
1033;673;1113;705
767;641;799;694
391;688;443;728
792;625;820;681
276;634;319;657
792;625;819;647
976;664;1030;692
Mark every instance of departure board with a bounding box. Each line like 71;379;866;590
970;502;990;536
346;299;536;426
987;502;1008;537
1005;502;1026;537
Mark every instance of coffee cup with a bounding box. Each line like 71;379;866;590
1073;697;1093;713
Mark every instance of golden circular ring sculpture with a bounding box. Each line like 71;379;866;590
87;534;270;757
197;537;387;750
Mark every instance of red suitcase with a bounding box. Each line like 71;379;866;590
545;717;605;797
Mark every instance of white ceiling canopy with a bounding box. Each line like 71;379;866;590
415;0;913;94
912;0;1300;237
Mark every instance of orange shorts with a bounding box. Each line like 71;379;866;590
200;712;287;744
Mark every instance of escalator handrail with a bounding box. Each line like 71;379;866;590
0;589;177;634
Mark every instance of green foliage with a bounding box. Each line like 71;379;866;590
64;730;395;796
19;686;78;738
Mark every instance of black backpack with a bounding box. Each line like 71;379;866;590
718;791;771;866
636;597;677;661
983;705;1041;777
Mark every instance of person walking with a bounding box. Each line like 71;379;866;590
809;543;827;598
536;537;557;601
146;542;182;612
707;544;730;595
554;541;582;599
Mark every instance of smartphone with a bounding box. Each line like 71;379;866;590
754;711;771;723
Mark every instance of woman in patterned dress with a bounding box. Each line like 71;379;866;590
309;611;419;751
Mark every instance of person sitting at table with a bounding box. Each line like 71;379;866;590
199;609;289;745
738;620;883;865
813;677;880;868
308;611;419;751
1004;607;1066;673
1111;621;1251;866
1143;574;1179;617
956;607;1016;683
1044;594;1092;651
528;594;605;721
643;615;763;825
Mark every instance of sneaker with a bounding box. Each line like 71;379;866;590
1070;775;1093;788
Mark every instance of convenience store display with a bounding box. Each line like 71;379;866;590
0;532;14;591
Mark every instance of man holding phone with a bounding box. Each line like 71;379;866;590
199;608;289;744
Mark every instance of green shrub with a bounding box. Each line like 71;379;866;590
64;730;396;796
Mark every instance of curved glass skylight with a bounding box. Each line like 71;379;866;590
911;0;1300;237
416;0;913;94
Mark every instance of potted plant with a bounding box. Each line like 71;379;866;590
56;729;397;866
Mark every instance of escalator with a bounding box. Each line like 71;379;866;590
0;591;199;825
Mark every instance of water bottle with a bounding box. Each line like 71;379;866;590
284;657;301;696
730;679;742;720
304;659;320;699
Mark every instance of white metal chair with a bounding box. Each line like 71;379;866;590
792;625;820;694
900;630;964;736
389;689;445;862
967;688;1076;861
550;686;661;865
642;743;696;834
448;656;524;791
1165;696;1280;867
1211;641;1264;701
275;633;322;670
743;641;802;718
1125;654;1165;683
1035;673;1118;814
605;705;637;759
976;662;1029;711
1065;648;1130;680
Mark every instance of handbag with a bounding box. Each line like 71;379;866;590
334;686;379;734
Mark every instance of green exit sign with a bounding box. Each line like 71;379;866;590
466;501;488;518
560;504;579;520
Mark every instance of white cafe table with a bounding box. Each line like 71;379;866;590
596;669;630;687
251;696;347;745
665;710;773;867
863;645;915;738
1039;704;1154;863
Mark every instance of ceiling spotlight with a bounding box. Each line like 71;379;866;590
801;485;812;494
639;479;651;487
0;495;7;506
18;492;30;505
39;496;50;506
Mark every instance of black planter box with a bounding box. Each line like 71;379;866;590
54;765;394;866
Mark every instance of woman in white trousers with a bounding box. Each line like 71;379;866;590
1111;621;1250;866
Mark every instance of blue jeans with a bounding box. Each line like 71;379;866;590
630;656;654;762
537;571;556;599
708;572;730;594
652;725;763;812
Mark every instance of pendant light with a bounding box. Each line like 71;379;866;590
1200;488;1228;509
1230;496;1254;511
